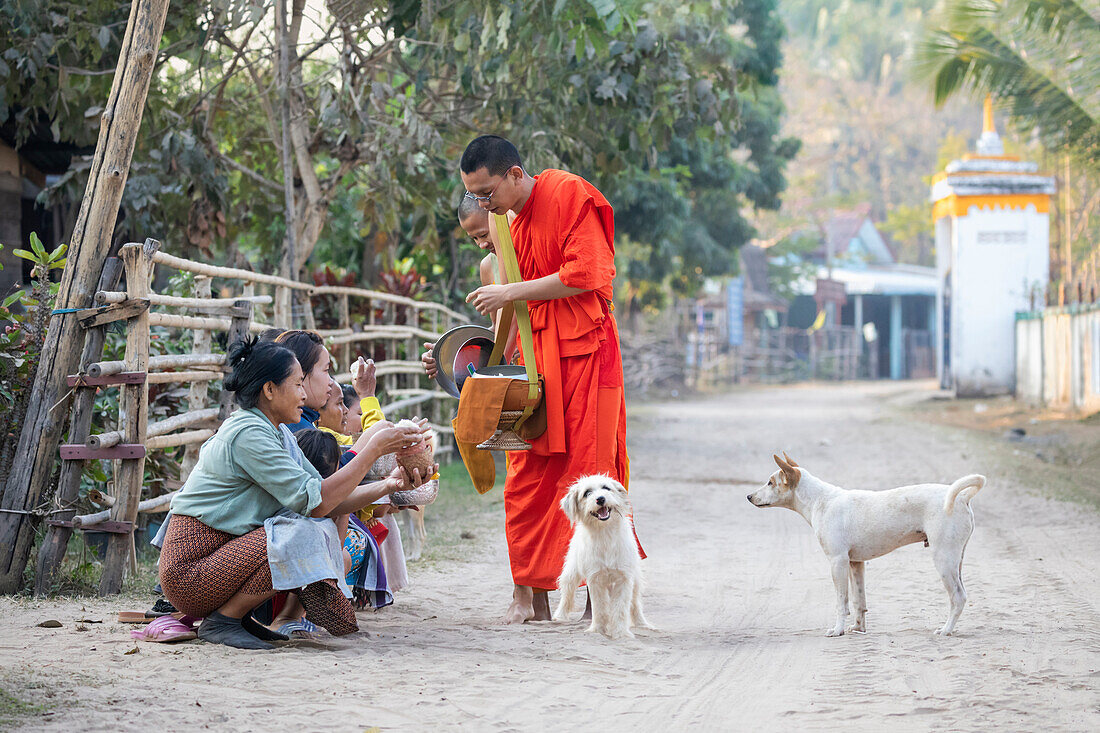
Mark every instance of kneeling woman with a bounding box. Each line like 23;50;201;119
159;337;424;649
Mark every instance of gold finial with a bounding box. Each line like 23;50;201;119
982;95;996;135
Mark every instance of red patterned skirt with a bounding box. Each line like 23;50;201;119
159;514;356;635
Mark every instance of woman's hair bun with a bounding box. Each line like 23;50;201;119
222;338;298;410
224;336;258;391
227;336;257;368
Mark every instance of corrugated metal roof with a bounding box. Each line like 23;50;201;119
793;264;938;297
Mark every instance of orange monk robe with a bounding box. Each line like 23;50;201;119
504;168;643;591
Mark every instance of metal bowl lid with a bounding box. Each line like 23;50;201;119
432;324;495;398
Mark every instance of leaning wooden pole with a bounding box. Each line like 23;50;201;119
0;0;170;593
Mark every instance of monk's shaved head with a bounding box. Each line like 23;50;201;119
461;135;523;176
458;194;486;224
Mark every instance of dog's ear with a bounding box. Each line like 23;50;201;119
774;453;800;488
559;491;574;522
609;479;631;510
783;452;799;468
560;483;580;523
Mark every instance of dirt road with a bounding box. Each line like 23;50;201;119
2;382;1098;731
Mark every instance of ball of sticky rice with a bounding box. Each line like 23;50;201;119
394;418;433;485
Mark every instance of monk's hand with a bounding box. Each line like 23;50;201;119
465;283;511;316
421;342;437;379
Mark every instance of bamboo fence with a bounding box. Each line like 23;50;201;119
34;243;467;594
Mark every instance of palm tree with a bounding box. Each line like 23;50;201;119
918;0;1100;169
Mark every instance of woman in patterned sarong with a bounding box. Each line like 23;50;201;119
160;337;426;649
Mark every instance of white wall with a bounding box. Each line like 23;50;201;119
1014;306;1100;413
1015;316;1043;403
945;204;1049;396
935;217;952;387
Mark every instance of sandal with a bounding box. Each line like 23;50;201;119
276;619;318;639
130;615;199;643
118;598;179;624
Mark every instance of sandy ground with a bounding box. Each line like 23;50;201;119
2;381;1099;731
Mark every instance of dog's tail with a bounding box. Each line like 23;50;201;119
943;474;986;514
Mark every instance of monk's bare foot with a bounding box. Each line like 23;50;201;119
581;592;592;621
503;585;535;624
530;590;551;622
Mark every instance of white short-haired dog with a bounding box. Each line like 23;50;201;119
553;475;652;639
748;453;986;637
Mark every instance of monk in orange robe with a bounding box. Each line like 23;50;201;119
455;135;641;623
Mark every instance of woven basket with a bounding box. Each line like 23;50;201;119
477;410;533;451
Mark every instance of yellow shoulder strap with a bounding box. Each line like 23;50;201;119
487;213;539;425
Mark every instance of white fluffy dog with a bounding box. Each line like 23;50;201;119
553;475;652;639
747;453;986;637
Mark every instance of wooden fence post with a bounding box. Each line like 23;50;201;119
33;259;125;595
0;0;171;593
274;286;291;329
336;293;350;371
300;291;316;330
220;301;254;420
99;239;159;594
407;305;419;397
385;303;397;397
181;276;212;480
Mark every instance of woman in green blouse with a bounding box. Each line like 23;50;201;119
159;337;428;649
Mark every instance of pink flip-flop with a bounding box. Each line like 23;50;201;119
130;614;199;643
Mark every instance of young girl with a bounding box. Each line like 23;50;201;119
341;385;363;437
317;379;352;447
296;429;408;609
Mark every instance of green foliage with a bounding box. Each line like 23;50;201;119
414;0;797;294
0;0;205;146
756;0;979;273
766;232;817;302
0;233;67;485
783;0;939;86
0;0;129;147
918;0;1100;170
4;0;797;309
881;203;935;266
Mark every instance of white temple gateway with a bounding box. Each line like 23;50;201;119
932;99;1056;397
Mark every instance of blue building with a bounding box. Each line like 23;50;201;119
788;207;938;379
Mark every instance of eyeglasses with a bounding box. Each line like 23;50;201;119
463;174;507;204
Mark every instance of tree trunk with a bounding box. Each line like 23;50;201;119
274;0;298;328
0;0;171;594
360;228;374;287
